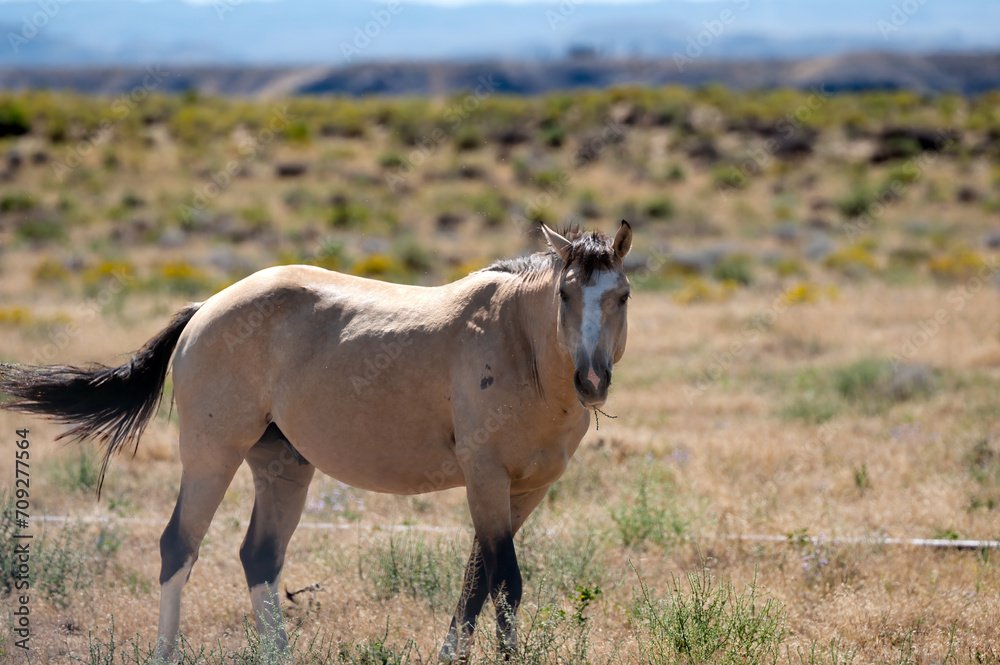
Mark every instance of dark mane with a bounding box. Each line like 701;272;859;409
481;226;618;280
481;251;557;276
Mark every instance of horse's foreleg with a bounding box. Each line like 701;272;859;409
440;538;489;662
439;484;552;662
155;451;244;663
441;477;549;662
241;434;315;657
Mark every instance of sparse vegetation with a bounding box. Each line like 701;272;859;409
0;85;998;663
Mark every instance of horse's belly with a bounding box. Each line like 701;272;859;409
278;407;463;495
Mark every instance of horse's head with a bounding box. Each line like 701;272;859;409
541;220;632;408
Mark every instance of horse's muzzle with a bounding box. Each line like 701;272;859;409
574;365;610;407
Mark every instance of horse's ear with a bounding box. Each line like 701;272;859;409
613;220;632;259
540;223;572;263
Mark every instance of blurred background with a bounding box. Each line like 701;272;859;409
1;2;1000;664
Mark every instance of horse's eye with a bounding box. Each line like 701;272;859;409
619;293;631;307
559;289;569;302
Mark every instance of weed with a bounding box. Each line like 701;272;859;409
834;358;891;403
0;191;35;212
454;125;485;151
712;165;749;191
378;152;407;169
0;306;32;327
932;527;961;541
518;524;607;601
474;584;603;665
644;196;676;220
823;244;879;277
712;254;755;286
777;369;840;423
16;217;66;244
33;256;72;284
328;195;371;229
612;472;689;551
672;277;736;305
630;563;786;665
148;261;215;296
361;533;465;614
52;447;102;493
928;247;990;281
963;437;1000;511
0;99;30;137
836;186;878;218
1;491;122;608
853;463;872;492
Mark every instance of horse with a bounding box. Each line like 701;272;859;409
0;220;632;662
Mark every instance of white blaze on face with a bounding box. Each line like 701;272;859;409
580;270;619;388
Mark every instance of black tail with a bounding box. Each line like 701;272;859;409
0;303;202;495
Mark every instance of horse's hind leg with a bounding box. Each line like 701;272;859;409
240;425;315;653
155;429;248;662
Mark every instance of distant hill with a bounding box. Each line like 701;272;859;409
2;52;999;97
0;0;997;68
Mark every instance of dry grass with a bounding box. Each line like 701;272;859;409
0;285;998;664
1;88;999;663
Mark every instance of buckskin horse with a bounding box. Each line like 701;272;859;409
0;221;632;662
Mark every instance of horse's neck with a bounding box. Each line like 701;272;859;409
505;273;577;407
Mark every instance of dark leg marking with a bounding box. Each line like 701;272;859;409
240;502;284;589
484;536;522;643
240;430;315;606
450;539;491;634
159;495;193;584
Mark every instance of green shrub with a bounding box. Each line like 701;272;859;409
469;191;507;227
378;152;407;169
612;473;689;551
643;196;676;220
16;217;66;244
328;195;371;229
711;165;749;191
0;100;31;137
1;491;122;608
834;357;890;403
712;254;754;286
454;125;484;151
52;448;102;493
0;192;36;212
361;534;465;613
517;524;607;602
540;124;567;148
630;564;787;665
835;186;878;218
284;119;311;143
148;261;215;296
